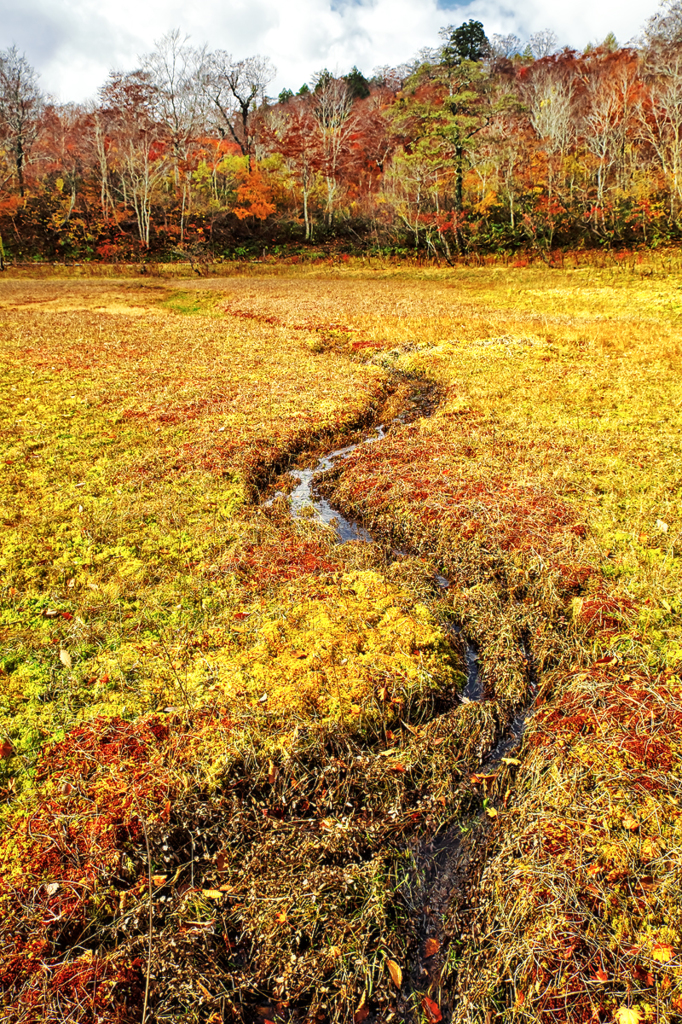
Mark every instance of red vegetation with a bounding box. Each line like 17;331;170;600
576;593;636;636
0;714;190;1021
237;537;339;588
325;427;587;562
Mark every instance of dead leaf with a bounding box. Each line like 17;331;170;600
1;739;13;759
196;979;213;1000
59;649;72;670
651;944;674;963
152;875;167;886
386;958;402;987
485;806;498;818
202;889;223;900
615;1008;641;1024
422;996;442;1023
354;995;369;1023
501;756;521;766
594;969;608;983
268;760;278;785
424;938;440;957
622;815;639;831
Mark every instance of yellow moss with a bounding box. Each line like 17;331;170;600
211;570;456;721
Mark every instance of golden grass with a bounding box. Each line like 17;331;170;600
0;296;392;760
1;257;681;1023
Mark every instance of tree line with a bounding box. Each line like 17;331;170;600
3;3;682;263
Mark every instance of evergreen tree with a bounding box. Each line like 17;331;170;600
440;20;490;66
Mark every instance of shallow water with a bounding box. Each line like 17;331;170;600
269;425;385;542
463;641;483;701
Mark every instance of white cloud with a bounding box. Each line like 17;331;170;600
0;0;661;103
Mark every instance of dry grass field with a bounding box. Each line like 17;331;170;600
1;258;681;1024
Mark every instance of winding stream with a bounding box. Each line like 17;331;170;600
267;415;538;759
264;405;540;1021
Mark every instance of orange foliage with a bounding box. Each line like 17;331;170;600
233;168;276;221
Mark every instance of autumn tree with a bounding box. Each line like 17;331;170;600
0;47;43;197
522;53;578;162
638;40;682;223
312;73;356;227
580;48;641;237
98;70;169;247
204;52;275;165
529;29;559;59
141;30;207;240
265;98;322;238
33;103;95;241
645;0;682;44
6;7;682;257
383;137;454;255
386;51;503;254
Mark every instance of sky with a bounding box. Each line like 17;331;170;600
0;0;662;103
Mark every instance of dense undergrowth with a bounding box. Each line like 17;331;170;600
1;260;681;1023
